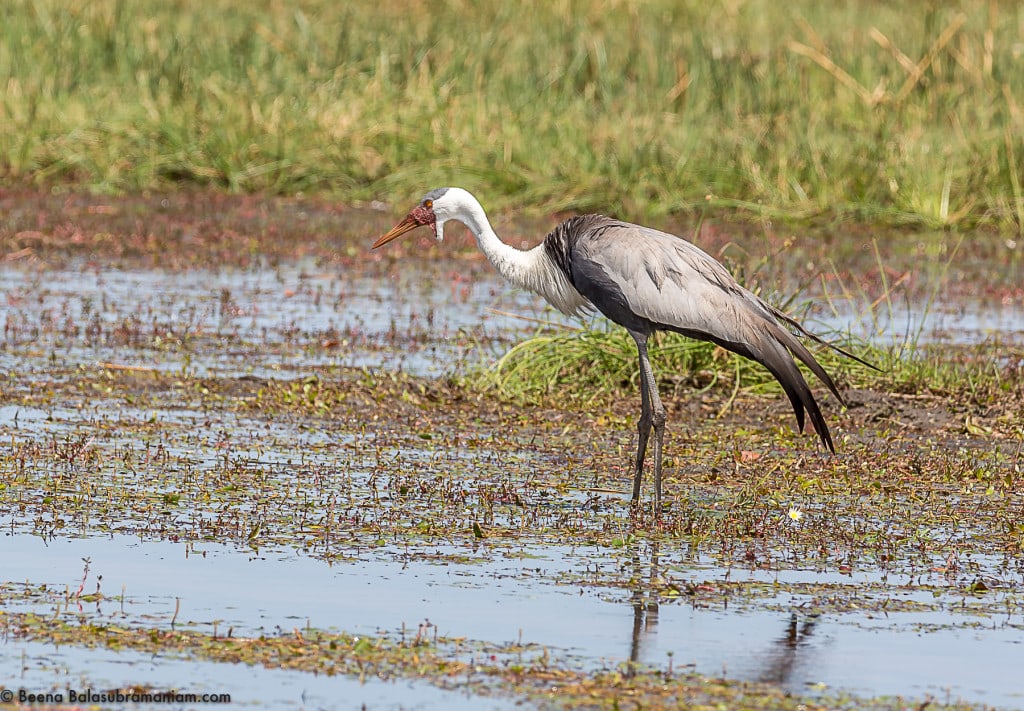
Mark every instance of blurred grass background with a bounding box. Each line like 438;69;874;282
2;0;1022;231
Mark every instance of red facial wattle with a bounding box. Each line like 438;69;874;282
372;203;436;249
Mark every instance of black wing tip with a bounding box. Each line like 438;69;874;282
811;409;837;453
798;390;837;454
828;341;883;374
776;360;837;454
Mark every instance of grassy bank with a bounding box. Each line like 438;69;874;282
2;0;1023;231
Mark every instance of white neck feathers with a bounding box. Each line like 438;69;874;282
445;190;590;317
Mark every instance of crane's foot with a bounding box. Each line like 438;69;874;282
627;496;667;526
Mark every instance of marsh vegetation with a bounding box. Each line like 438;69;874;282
3;0;1024;230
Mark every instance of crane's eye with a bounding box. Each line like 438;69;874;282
423;199;433;209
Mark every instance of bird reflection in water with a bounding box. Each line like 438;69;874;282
756;613;818;686
620;542;817;687
627;542;661;667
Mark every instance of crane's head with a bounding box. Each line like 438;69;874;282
372;187;475;249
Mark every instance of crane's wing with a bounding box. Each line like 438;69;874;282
568;220;844;450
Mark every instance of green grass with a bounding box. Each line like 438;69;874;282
2;0;1023;231
477;321;1022;411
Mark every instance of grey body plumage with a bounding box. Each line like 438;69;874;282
536;214;859;504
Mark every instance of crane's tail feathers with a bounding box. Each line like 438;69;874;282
707;331;836;454
755;339;836;454
763;321;846;407
769;306;882;373
665;317;841;453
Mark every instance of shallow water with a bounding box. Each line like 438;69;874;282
809;296;1024;346
3;535;1022;707
8;637;515;710
2;255;1024;708
0;262;559;379
2;262;1021;384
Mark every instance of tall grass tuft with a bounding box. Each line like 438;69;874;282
2;1;1023;230
487;324;738;406
478;314;1020;411
482;319;884;410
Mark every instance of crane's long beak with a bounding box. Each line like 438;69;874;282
372;214;420;249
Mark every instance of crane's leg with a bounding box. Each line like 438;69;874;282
632;358;653;504
631;334;667;508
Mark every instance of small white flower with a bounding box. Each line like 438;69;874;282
787;507;803;522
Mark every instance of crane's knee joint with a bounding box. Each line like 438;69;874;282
652;407;667;428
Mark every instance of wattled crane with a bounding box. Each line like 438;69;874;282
374;188;869;508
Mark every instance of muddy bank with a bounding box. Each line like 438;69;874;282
3;188;1021;305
